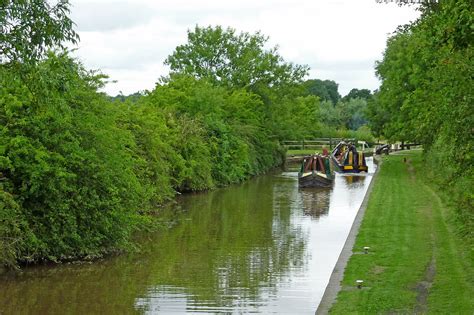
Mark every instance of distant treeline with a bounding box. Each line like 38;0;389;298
1;2;374;266
368;0;473;241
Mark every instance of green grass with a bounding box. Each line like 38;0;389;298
286;149;323;155
330;151;474;314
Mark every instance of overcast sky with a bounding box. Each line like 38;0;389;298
69;0;420;96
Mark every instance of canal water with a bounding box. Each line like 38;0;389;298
0;158;376;314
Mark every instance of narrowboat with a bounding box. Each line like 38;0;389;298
330;141;368;173
298;155;333;188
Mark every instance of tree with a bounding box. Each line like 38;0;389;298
303;79;341;105
165;25;308;91
366;92;389;138
0;0;78;64
336;98;368;130
110;91;144;103
146;75;283;186
373;0;473;237
318;100;340;127
342;88;372;102
269;95;321;140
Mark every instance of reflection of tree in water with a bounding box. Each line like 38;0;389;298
135;174;308;312
0;174;308;314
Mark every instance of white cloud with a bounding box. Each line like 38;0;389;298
70;1;155;31
70;0;420;96
100;63;168;94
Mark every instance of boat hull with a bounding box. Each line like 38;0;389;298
298;172;333;188
330;156;368;173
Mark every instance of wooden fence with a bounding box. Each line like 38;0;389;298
281;138;421;155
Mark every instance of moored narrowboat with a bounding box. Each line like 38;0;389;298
330;141;368;173
298;155;333;188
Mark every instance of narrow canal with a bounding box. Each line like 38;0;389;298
0;158;376;314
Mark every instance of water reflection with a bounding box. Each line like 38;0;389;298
299;188;331;219
133;174;308;313
342;174;366;185
0;159;376;314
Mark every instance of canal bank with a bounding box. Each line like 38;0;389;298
316;155;381;314
321;151;474;314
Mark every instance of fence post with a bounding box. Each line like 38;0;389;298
302;139;305;150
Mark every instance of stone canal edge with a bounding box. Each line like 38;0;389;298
316;156;382;315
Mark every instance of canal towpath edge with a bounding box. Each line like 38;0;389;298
316;156;381;315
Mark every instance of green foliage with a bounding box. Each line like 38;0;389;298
0;189;30;267
319;100;340;127
303;79;341;105
342;88;372;102
0;53;147;264
0;0;78;64
145;75;282;188
0;20;309;265
366;93;388;138
370;0;473;238
336;98;369;130
165;25;308;92
117;100;177;204
110;92;144;103
318;97;372;138
302;81;372;136
316;125;375;143
165;25;327;147
269;95;321;140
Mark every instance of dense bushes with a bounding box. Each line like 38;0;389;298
124;75;285;193
0;55;148;265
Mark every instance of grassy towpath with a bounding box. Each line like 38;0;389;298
329;151;473;314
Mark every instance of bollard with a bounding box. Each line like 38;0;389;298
364;246;370;254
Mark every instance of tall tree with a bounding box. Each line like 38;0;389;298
336;98;368;130
165;25;308;91
303;79;341;105
372;0;473;235
342;88;372;102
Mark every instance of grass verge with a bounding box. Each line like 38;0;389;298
286;149;322;156
329;151;474;313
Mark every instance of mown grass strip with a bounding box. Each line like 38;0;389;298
286;149;322;156
329;151;474;314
